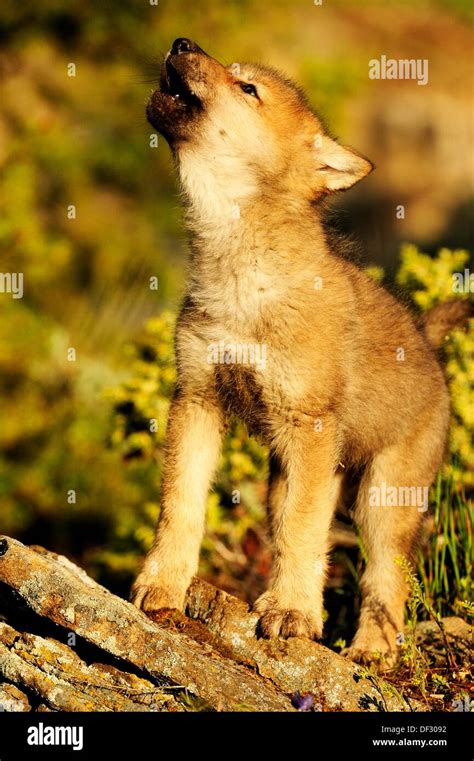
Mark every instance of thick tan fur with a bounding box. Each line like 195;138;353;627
132;40;471;668
422;299;472;349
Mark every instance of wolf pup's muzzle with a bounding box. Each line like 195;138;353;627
146;38;213;141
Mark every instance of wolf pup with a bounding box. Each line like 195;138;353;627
132;38;471;667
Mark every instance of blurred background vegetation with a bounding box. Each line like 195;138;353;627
0;0;472;649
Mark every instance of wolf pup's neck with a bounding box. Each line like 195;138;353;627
176;144;327;263
177;143;260;225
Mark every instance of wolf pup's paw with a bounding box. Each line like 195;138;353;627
341;646;398;672
342;635;399;672
253;593;323;640
131;574;187;615
341;626;400;673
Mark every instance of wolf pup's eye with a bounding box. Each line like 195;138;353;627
240;82;258;98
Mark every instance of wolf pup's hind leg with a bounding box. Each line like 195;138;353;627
344;403;449;670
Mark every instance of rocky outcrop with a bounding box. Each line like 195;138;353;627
0;535;425;712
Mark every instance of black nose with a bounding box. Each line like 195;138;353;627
171;38;198;55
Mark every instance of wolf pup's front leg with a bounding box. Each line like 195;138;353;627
132;391;223;614
253;416;341;640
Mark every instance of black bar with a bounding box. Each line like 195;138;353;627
0;711;471;759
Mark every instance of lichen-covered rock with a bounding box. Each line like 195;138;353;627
415;617;473;666
0;536;293;712
0;682;31;712
31;544;415;711
185;578;417;712
0;623;177;712
0;535;430;713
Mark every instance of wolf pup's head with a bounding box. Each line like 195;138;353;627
147;39;373;214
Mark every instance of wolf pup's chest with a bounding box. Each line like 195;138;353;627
213;363;269;436
194;255;283;329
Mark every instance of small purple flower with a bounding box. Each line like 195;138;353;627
292;691;314;711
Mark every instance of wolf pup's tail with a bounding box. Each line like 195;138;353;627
422;299;473;349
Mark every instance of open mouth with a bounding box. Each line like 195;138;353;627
146;48;205;137
159;57;201;109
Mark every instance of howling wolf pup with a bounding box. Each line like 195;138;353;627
132;39;471;667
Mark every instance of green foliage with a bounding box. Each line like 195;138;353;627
418;471;472;618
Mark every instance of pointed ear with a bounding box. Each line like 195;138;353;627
313;134;373;192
